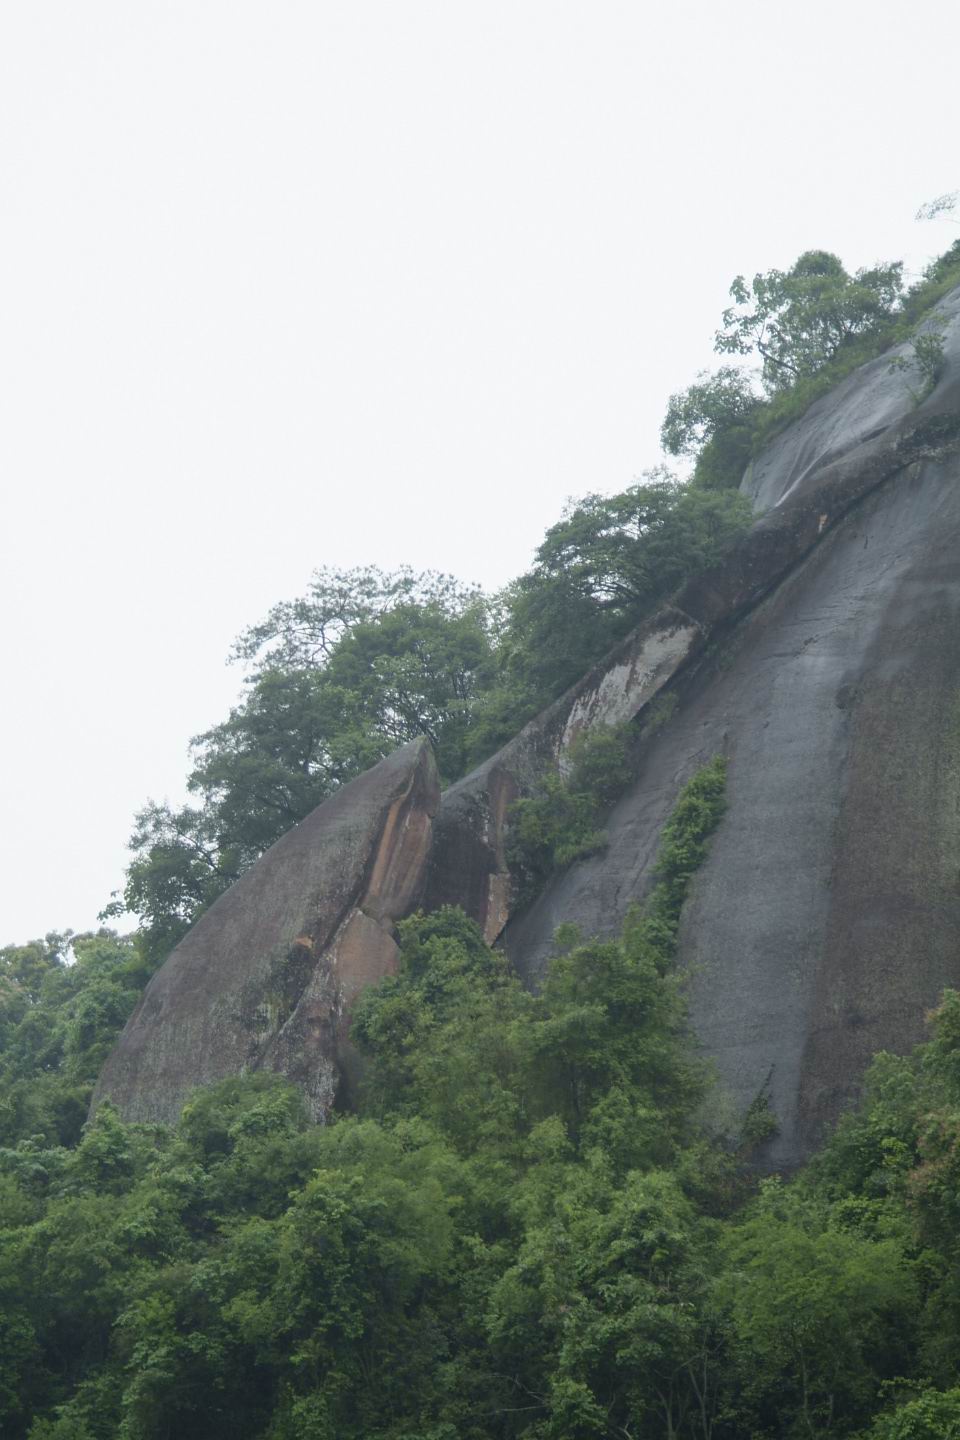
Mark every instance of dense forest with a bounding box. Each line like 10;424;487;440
4;225;960;1438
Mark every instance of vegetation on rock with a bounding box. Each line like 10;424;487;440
5;223;960;1438
662;235;960;490
0;933;158;1149
505;725;634;903
107;479;750;958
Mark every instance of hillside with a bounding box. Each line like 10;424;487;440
98;272;960;1172
4;242;960;1440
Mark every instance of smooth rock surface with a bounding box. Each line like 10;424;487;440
505;288;960;1167
94;738;439;1124
743;287;960;512
429;289;960;955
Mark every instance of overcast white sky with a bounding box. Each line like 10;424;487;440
2;0;958;943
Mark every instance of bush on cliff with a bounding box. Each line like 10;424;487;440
505;726;632;905
664;234;960;491
491;474;752;702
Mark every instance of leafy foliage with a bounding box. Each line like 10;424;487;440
661;367;760;458
663;234;960;491
888;317;949;403
505;726;633;904
108;568;498;960
715;250;904;393
0;931;156;1148
498;475;751;697
10;778;960;1436
0;763;731;1439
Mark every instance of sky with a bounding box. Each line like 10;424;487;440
1;0;958;944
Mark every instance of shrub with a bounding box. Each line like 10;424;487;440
506;725;632;903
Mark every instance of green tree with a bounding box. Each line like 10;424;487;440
0;931;154;1147
888;317;949;402
717;1180;917;1437
866;1387;960;1438
716;250;903;393
230;563;480;674
505;725;632;905
320;598;493;779
661;363;759;450
486;1166;718;1440
660;365;762;491
111;571;497;959
503;475;751;698
352;907;532;1169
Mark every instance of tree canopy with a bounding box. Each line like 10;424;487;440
715;250;904;393
107;568;498;959
9;842;960;1436
498;474;750;697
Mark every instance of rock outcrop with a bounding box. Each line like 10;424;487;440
503;286;960;1167
98;285;960;1164
94;738;439;1124
428;291;960;959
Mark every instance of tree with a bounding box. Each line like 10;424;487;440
660;366;760;459
717;1181;917;1437
112;571;497;956
866;1387;960;1438
0;931;152;1147
888;317;949;402
321;598;493;778
715;250;903;393
502;474;751;697
230;563;481;674
351;907;531;1163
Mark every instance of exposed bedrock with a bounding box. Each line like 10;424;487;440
503;290;960;1168
94;738;439;1125
429;287;960;958
96;288;960;1161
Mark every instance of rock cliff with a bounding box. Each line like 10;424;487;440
503;285;960;1167
98;287;960;1161
94;738;439;1123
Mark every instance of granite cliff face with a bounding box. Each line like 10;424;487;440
502;286;960;1167
98;287;960;1160
94;739;438;1124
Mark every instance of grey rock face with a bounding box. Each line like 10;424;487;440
425;606;703;941
97;286;960;1165
94;738;439;1125
743;286;960;512
504;288;960;1167
430;300;960;959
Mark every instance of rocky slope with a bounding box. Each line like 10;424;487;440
504;287;960;1166
94;739;438;1123
98;288;960;1161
